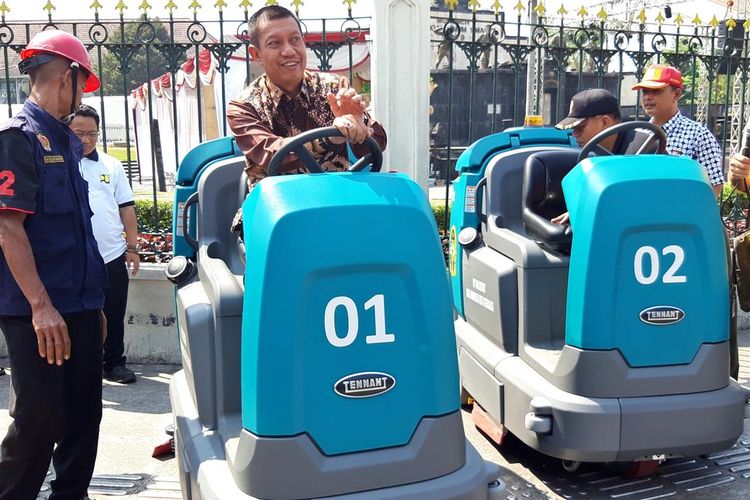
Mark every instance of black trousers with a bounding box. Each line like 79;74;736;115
730;284;740;380
103;252;129;370
0;309;103;500
726;229;740;380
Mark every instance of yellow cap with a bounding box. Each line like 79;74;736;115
524;115;544;127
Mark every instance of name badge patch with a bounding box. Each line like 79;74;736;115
43;155;65;164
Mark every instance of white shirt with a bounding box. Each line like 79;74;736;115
80;149;135;264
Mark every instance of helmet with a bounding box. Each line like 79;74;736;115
20;30;100;92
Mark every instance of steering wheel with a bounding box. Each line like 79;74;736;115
577;120;667;163
267;126;383;176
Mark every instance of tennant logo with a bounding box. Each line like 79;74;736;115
639;306;685;325
334;372;396;399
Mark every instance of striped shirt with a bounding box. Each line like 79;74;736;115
658;111;725;185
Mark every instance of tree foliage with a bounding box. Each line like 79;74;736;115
662;38;729;106
98;21;172;96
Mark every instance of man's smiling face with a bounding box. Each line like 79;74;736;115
251;16;307;95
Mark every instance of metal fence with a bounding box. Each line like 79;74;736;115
7;1;750;257
0;0;370;261
429;2;750;207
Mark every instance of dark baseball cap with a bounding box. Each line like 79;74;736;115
555;89;619;129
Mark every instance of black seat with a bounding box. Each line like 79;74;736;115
522;150;580;253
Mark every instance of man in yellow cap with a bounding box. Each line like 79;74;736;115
633;64;724;197
0;30;106;499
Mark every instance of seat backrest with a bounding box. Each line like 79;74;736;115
482;146;574;235
521;150;580;252
196;157;246;273
173;137;240;260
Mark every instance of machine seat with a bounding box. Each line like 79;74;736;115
522;150;579;252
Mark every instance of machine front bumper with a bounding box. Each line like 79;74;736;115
457;330;750;463
170;369;507;500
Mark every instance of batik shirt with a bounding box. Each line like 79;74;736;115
659;111;725;186
227;70;386;188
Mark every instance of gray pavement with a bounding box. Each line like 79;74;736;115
0;364;180;498
1;329;750;499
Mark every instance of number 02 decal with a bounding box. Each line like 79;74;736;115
0;170;15;196
633;245;686;285
324;294;396;347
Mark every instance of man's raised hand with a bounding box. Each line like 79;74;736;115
327;88;366;118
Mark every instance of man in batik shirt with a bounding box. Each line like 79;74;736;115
227;5;387;232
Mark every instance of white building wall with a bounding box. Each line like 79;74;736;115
372;0;431;190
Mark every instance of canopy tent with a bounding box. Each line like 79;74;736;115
130;33;371;183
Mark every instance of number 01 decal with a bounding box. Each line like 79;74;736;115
633;245;686;285
324;294;396;347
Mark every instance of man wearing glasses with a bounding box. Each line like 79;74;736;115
70;105;140;385
556;88;638;152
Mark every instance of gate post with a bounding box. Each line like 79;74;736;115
372;0;431;191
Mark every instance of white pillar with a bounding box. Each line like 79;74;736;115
372;0;431;190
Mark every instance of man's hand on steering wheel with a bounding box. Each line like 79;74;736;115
332;114;370;144
268;127;383;176
577;121;667;163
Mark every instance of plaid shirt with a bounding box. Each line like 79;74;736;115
659;111;725;185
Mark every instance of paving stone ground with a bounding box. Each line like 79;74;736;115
0;328;748;499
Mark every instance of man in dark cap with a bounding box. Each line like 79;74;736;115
556;88;645;153
552;88;660;224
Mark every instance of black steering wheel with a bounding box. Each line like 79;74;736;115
267;126;383;176
577;120;667;163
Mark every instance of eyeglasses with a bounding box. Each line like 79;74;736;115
73;130;99;139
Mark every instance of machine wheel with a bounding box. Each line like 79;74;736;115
561;460;581;473
622;460;660;478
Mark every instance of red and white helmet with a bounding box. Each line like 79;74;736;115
20;30;100;92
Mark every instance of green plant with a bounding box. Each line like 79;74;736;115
720;183;748;217
431;202;451;234
99;21;173;95
135;199;173;233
